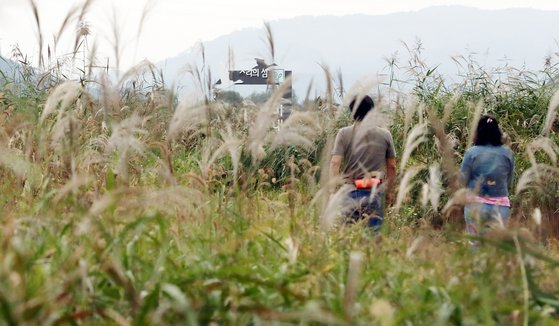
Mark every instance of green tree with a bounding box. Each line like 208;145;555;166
217;90;243;106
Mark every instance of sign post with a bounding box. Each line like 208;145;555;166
225;59;292;129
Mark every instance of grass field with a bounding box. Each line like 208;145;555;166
1;10;559;325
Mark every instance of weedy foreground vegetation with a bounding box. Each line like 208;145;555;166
1;5;559;325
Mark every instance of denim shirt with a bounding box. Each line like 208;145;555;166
460;145;514;198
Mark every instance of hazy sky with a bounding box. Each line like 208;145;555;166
1;0;558;69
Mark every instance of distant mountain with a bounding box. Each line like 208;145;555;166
158;6;559;98
0;55;18;83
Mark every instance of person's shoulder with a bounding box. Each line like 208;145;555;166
375;126;393;138
335;125;353;140
499;145;514;157
464;145;479;156
339;125;353;133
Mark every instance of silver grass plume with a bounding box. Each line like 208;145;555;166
526;137;558;166
400;123;428;170
395;165;424;210
41;81;83;122
427;164;443;210
105;114;148;183
0;146;42;188
344;251;363;318
542;88;559;136
168;101;208;141
247;77;292;162
402;99;419;141
516;164;559;195
442;188;476;215
318;185;352;230
467;101;484;146
270;111;322;150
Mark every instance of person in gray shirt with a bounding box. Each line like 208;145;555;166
330;95;396;230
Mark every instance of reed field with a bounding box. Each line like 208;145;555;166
1;4;559;325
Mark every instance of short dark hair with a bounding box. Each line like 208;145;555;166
474;114;503;146
349;95;374;121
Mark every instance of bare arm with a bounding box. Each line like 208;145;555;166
385;158;396;205
329;155;343;193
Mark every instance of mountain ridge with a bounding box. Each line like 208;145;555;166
158;6;559;97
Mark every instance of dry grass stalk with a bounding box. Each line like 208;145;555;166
104;114;148;183
442;188;475;215
28;0;44;69
467;101;484;146
400;123;427;170
344;251;363;318
247;77;292;162
53;174;92;203
0;146;42;188
41;81;83;122
54;5;80;49
270;111;322;150
395;165;424;210
542;88;559;136
526;137;558;166
428;164;443;210
168;102;208;141
402;99;419;141
515;164;559;195
427;107;460;193
319;184;351;230
72;0;95;55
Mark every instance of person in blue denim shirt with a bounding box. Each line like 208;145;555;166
460;115;514;236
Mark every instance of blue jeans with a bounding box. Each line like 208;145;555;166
346;190;385;231
464;203;510;236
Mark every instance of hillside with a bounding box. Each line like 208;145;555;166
158;6;559;97
0;55;18;83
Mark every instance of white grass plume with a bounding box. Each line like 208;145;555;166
117;59;157;89
442;188;475;215
247;78;292;162
532;208;542;226
344;251;363;318
467;101;484;146
106;114;147;155
442;94;461;125
420;182;429;207
270;111;322;150
402;99;419;141
542;88;559;136
428;164;443;210
283;237;299;265
168;102;208;141
0;145;42;188
219;124;242;183
395;165;424;210
400;123;428;170
515;164;559;195
104;114;148;182
41;81;83;122
526;137;558;166
318;184;352;230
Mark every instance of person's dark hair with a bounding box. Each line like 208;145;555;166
349;95;374;121
474;114;503;146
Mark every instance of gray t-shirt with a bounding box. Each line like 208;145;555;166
332;124;396;184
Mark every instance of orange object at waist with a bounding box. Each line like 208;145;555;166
354;178;382;189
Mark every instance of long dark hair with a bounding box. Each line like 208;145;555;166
474;115;503;146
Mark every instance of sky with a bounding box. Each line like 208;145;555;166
1;0;559;70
